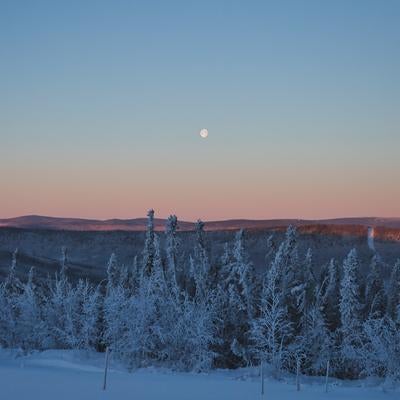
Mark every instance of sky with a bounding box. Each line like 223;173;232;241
1;0;399;221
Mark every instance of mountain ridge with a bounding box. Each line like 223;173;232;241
1;215;400;232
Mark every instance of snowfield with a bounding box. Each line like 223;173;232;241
0;350;398;400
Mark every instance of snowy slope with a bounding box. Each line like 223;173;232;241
0;350;398;400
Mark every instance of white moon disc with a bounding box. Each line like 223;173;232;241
199;128;208;138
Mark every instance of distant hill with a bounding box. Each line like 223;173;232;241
1;216;399;283
0;215;400;247
1;215;400;232
0;215;188;231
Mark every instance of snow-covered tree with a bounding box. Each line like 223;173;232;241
365;255;386;319
122;287;155;366
271;226;299;337
291;248;317;338
0;283;16;347
360;316;400;381
178;292;217;371
16;268;43;350
1;210;400;379
142;209;156;277
301;248;316;309
215;230;255;366
125;255;140;295
232;229;255;319
0;249;22;347
165;215;180;297
219;242;230;277
265;234;277;266
106;253;119;293
42;273;72;348
60;246;68;276
276;226;299;293
251;260;291;376
293;283;334;375
104;277;130;358
386;260;400;320
339;249;363;375
191;220;210;302
71;280;100;349
120;235;172;367
321;258;340;332
5;248;21;292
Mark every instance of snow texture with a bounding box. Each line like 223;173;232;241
0;350;398;400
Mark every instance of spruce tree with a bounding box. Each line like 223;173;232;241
339;248;363;376
0;250;22;347
271;226;299;338
192;220;210;302
321;258;341;332
386;260;400;320
142;209;156;277
251;260;291;376
165;215;180;296
365;255;386;319
17;268;43;350
106;253;119;293
295;284;333;375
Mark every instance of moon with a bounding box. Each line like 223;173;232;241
199;128;209;138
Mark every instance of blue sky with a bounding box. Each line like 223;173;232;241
1;1;399;220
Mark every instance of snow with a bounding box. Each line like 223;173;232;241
0;350;398;400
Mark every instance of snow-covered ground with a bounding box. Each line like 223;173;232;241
0;350;398;400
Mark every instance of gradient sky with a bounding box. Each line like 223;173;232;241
1;0;399;221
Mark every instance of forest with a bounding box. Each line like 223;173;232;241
1;210;399;382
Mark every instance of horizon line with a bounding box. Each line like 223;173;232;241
1;214;400;224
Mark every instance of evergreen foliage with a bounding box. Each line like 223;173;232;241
0;212;399;380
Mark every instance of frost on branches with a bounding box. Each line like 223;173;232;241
0;211;399;380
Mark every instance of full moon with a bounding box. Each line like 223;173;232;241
199;128;208;138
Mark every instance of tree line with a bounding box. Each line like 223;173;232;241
0;210;399;381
